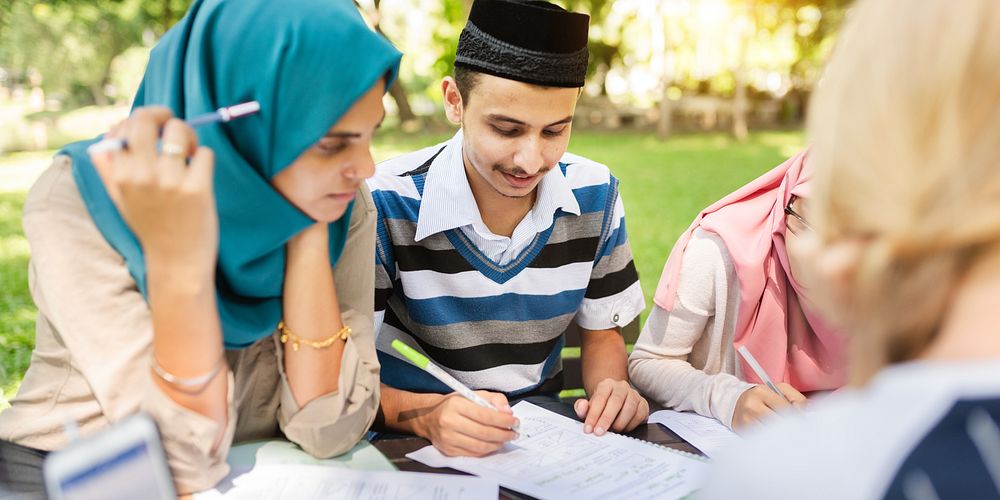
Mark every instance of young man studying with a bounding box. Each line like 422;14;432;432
367;0;648;457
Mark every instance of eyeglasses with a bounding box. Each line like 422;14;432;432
784;195;814;234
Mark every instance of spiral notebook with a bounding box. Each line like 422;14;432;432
407;402;710;500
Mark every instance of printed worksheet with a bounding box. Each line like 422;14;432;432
194;465;497;500
408;402;710;500
647;409;741;458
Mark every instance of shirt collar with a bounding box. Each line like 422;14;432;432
415;129;582;242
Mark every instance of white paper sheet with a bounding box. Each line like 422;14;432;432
647;409;741;458
407;402;710;500
194;465;497;500
225;439;396;471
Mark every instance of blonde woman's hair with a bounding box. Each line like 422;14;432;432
807;0;1000;382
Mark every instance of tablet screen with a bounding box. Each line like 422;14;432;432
57;441;165;500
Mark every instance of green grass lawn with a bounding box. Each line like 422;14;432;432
1;191;33;402
569;130;805;320
0;129;803;404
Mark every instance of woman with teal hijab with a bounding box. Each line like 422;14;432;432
0;0;400;494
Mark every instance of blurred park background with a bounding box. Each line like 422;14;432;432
0;0;851;403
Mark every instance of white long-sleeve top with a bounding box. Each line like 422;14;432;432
628;228;754;429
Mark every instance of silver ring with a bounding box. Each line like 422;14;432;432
161;142;186;157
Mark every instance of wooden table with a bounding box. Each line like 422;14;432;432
371;422;705;500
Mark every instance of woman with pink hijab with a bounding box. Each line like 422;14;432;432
628;151;846;430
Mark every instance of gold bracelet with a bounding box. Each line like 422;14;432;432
277;320;351;352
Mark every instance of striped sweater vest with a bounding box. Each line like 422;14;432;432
369;145;640;397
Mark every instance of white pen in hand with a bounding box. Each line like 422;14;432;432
737;345;791;403
86;101;261;155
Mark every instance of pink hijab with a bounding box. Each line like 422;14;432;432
653;150;845;391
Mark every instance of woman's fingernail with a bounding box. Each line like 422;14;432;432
584;424;593;433
595;427;605;435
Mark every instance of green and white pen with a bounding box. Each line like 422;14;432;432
391;339;519;430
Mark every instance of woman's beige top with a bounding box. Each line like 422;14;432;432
628;228;755;429
0;156;381;493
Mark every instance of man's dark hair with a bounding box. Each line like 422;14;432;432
453;65;481;105
453;65;581;107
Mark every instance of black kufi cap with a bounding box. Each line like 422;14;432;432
455;0;590;88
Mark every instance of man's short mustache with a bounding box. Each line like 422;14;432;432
492;164;552;176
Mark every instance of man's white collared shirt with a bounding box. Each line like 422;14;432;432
414;130;581;266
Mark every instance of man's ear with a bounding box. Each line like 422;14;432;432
442;76;464;125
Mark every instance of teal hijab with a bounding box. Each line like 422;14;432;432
60;0;401;348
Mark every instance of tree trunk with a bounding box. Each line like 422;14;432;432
389;79;417;124
731;2;752;142
732;73;749;142
358;0;418;127
657;86;672;139
163;0;172;33
92;43;123;107
655;8;671;138
91;85;109;106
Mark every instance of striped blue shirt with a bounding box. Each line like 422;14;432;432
367;131;644;397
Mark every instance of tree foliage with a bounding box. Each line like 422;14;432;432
1;0;851;121
0;0;191;106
